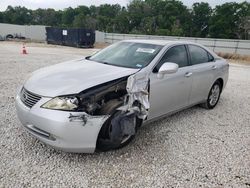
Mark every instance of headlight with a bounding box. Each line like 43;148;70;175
41;96;79;111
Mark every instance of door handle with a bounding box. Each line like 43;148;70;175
185;72;193;77
212;65;217;70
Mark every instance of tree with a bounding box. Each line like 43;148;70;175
113;8;130;33
209;2;250;39
0;12;3;23
238;2;250;39
127;0;146;32
32;8;62;26
73;13;86;28
240;16;250;39
191;2;212;37
140;17;155;34
84;16;97;30
89;5;98;17
3;6;32;25
75;6;90;16
0;1;249;39
97;15;112;32
154;0;191;36
62;7;77;27
99;4;121;18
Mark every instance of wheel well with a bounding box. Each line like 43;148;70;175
6;34;14;39
216;78;224;90
97;99;143;142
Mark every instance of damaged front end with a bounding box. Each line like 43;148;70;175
17;69;150;152
65;71;150;150
69;71;150;119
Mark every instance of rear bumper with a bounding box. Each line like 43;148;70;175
15;93;109;153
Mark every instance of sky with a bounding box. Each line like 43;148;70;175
0;0;249;11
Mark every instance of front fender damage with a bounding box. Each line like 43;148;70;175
68;112;110;124
121;71;150;119
67;71;150;150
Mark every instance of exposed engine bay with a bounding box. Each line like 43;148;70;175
67;72;150;149
78;77;128;115
73;71;150;119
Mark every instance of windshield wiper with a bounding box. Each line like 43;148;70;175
101;61;111;65
93;60;111;65
86;57;106;64
87;58;113;66
87;59;137;69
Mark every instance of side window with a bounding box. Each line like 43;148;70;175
154;45;188;72
208;52;214;62
189;45;210;65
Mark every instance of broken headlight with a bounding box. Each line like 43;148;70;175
41;96;79;111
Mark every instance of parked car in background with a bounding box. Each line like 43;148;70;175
15;40;229;153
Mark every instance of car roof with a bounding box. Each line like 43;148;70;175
122;39;200;46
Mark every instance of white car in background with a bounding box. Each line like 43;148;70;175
15;40;229;153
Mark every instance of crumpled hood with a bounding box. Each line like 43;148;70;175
24;59;138;97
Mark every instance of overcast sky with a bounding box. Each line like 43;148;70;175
0;0;249;11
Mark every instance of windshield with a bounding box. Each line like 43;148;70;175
89;42;163;69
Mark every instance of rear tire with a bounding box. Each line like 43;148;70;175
96;100;137;152
6;34;14;39
201;81;222;109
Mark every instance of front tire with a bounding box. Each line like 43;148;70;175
201;81;222;109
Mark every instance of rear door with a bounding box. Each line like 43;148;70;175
148;45;193;120
187;45;218;104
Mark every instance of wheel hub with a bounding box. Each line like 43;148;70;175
209;84;220;106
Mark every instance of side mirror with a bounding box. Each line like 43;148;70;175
157;62;179;79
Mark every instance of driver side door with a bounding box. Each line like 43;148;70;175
148;45;193;120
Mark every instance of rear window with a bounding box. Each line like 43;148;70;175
189;45;212;65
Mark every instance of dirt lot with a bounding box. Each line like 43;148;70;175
0;41;249;187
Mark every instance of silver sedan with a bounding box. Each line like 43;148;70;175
15;40;229;153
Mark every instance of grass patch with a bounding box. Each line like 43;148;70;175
217;52;250;64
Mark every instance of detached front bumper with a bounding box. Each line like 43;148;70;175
15;93;108;153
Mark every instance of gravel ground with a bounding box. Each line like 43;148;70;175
0;41;249;188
